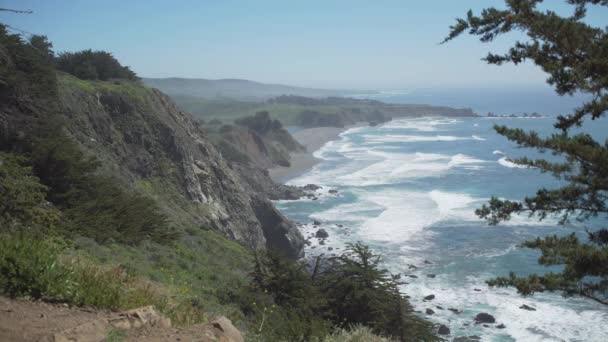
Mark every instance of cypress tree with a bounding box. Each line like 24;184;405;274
443;0;608;305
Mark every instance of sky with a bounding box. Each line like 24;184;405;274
1;0;607;90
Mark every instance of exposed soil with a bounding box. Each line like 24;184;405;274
0;297;243;342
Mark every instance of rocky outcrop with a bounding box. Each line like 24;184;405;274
55;74;304;257
250;197;304;258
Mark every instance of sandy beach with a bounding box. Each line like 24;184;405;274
269;124;363;183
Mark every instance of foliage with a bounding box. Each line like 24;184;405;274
25;130;178;245
234;110;282;134
0;234;206;321
320;325;397;342
0;24;58;117
0;234;72;299
56;49;138;81
242;243;437;341
0;152;59;230
445;0;608;305
318;243;436;341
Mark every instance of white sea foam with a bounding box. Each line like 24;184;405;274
334;151;487;186
398;274;608;342
354;189;482;243
380;118;462;132
493;150;505;155
362;134;472;143
471;134;486;141
498;156;531;169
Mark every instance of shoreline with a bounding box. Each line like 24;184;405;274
269;123;365;183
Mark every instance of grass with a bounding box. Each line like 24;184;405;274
320;326;397;342
58;72;152;102
73;227;253;324
0;232;251;326
172;96;346;125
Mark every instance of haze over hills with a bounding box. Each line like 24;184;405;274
142;77;376;101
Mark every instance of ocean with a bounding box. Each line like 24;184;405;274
276;89;608;341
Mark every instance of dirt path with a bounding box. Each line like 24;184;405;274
0;296;243;341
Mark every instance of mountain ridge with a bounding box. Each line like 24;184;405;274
143;77;376;101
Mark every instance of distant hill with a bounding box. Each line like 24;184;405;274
142;77;375;101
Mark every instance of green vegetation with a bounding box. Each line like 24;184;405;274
170;94;475;128
239;243;437;341
0;234;163;310
0;25;433;341
322;326;396;342
55;49;138;81
446;1;608;305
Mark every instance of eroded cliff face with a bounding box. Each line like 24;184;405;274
56;74;304;257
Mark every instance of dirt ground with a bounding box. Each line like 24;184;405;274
0;296;243;342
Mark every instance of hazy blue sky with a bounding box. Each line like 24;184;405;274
1;1;606;89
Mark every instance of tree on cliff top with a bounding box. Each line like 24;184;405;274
444;0;608;305
55;49;138;81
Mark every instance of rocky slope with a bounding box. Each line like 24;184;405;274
1;69;304;258
63;74;304;257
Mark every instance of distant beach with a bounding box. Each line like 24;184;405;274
269;124;363;183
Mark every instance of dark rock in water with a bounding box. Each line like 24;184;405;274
427;274;436;278
251;198;305;258
311;246;316;249
423;294;435;301
448;308;462;314
475;313;496;324
473;288;482;292
408;274;418;279
436;306;444;310
426;308;435;315
305;240;311;246
520;304;536;311
327;247;333;251
392;273;401;280
424;259;432;264
337;224;344;228
438;324;450;335
312;197;319;200
303;184;320;191
319;239;325;245
453;336;481;342
483;324;489;328
407;264;418;270
404;295;411;299
328;189;338;194
315;228;329;239
496;324;506;329
313;220;322;226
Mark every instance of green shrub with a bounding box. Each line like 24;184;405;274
0;234;169;310
0;152;60;230
244;243;438;342
56;49;138;81
0;234;72;299
321;326;397;342
27;131;178;245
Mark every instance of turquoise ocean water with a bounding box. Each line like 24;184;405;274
276;89;608;341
